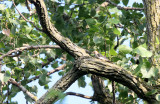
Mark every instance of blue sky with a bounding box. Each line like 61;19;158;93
2;0;143;104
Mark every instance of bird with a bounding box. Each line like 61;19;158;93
93;51;111;62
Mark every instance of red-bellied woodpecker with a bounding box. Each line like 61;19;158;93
93;51;110;62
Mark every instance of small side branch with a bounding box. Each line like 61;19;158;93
0;45;60;61
28;64;66;83
12;0;43;32
66;92;93;99
9;78;37;101
106;0;144;11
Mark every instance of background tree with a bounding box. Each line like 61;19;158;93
0;0;160;104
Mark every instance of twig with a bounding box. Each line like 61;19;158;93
12;0;43;32
0;45;60;61
115;24;132;34
106;0;144;11
27;64;66;83
66;92;93;99
42;57;56;68
112;81;115;104
9;78;37;101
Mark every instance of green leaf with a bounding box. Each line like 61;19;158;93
0;4;5;10
110;48;117;56
156;94;160;101
15;67;23;71
89;0;96;4
39;74;50;86
141;66;158;78
118;45;132;54
50;50;56;58
30;85;38;93
146;89;157;96
113;28;121;35
9;18;19;25
156;36;159;45
45;89;66;103
3;71;11;83
133;46;152;57
90;8;96;17
78;7;89;18
0;73;4;83
93;36;102;44
108;18;120;24
0;42;5;48
85;18;97;26
25;26;32;34
122;0;129;6
78;76;86;88
109;7;119;13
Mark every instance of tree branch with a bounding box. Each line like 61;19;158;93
36;65;86;104
0;45;60;61
9;78;37;101
66;92;93;99
12;0;43;32
28;0;159;103
27;64;66;83
106;0;144;11
29;0;89;58
78;57;158;103
91;75;113;104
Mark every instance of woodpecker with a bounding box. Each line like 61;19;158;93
93;51;110;62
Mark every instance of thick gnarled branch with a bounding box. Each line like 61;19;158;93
36;66;86;104
77;57;158;103
29;0;89;58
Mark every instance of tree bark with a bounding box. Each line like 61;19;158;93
36;66;86;104
28;0;160;104
143;0;160;64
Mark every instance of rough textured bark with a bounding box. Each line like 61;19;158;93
28;0;160;104
36;66;86;104
143;0;160;63
77;57;158;103
29;0;89;58
91;75;113;104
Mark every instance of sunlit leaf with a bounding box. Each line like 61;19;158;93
85;18;97;25
113;28;121;35
156;94;160;101
0;4;5;10
118;45;132;54
133;46;152;57
93;36;102;44
141;66;158;78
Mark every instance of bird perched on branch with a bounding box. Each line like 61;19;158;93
93;51;111;62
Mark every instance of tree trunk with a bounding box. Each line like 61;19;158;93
143;0;160;64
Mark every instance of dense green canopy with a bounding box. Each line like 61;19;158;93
0;0;160;104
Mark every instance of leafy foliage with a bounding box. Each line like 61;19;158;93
0;0;158;104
